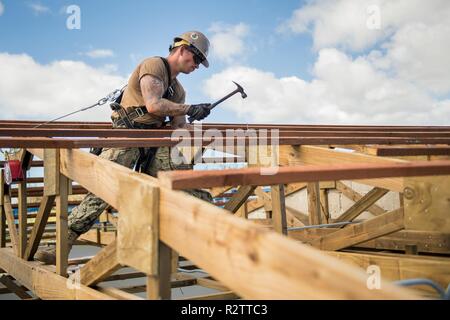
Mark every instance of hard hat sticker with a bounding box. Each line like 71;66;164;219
191;33;199;40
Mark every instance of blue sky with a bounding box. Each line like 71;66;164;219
0;0;449;125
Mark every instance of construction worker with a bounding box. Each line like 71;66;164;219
35;31;213;265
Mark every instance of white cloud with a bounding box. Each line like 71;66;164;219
280;0;450;52
0;53;126;121
0;2;4;16
203;49;450;125
208;22;250;64
83;49;115;59
208;0;449;125
28;3;51;15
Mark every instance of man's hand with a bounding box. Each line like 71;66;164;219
187;103;211;122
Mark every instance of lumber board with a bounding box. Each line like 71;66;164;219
271;185;287;235
158;160;450;190
79;239;121;286
24;195;56;260
3;195;19;256
224;185;256;213
56;174;69;277
18;181;27;258
404;176;450;233
59;148;418;299
311;208;405;251
336;181;386;216
280;146;407;192
335;187;388;223
0;248;115;299
0;275;33;299
327;250;450;295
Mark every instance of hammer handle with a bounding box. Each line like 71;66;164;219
208;89;239;110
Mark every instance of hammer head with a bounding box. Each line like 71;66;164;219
232;81;247;99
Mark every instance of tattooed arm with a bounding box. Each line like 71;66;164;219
140;74;190;117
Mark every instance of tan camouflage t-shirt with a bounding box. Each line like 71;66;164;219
117;57;185;126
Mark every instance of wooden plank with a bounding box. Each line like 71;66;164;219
404;176;450;232
44;149;59;196
335;187;389;223
179;291;239;300
60;148;418;299
0;275;33;299
18;181;27;258
247;183;307;214
147;241;172;300
197;277;231;292
319;189;329;223
336;181;386;216
56;174;69;277
158;160;450;191
327;250;450;295
79;239;122;286
279;145;407;192
312;208;405;251
271;185;287;235
3;195;19;256
96;286;144;300
0;248;115;299
117;183;159;275
307;182;321;225
224;185;256;213
24;195;56;261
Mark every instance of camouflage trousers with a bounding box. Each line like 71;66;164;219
68;146;212;234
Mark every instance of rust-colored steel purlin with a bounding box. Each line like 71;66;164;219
1;128;450;138
0;136;449;148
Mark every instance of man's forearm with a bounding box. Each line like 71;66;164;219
146;99;190;117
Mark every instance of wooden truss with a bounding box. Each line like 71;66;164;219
0;120;449;300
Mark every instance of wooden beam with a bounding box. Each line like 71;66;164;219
271;185;287;235
24;195;56;261
327;250;450;295
3;195;19;256
311;208;405;251
117;182;159;275
56;173;69;277
335;187;389;223
307;182;322;225
179;291;239;300
280;146;407;192
157;160;450;190
147;241;172;300
79;239;122;287
0;275;33;299
95;286;144;300
224;185;256;213
18;181;27;258
336;181;386;216
44;149;59;196
404;176;450;233
60;148;418;299
0;248;115;299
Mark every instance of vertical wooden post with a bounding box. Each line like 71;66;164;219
319;189;330;224
18;180;27;258
0;170;5;248
56;174;69;277
307;182;321;226
44;149;68;276
147;241;172;300
171;250;179;276
271;184;287;235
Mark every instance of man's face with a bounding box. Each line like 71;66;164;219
180;46;201;74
